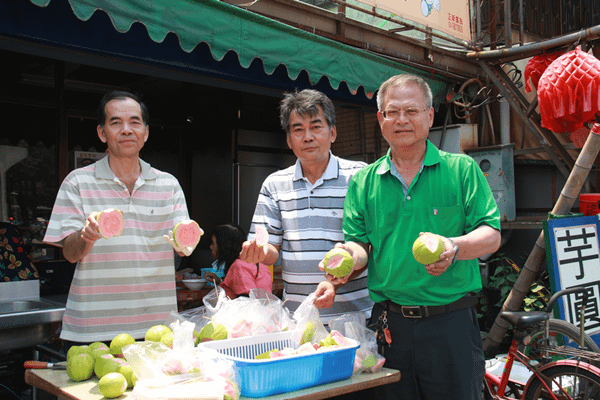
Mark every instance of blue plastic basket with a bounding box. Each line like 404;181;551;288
200;331;359;397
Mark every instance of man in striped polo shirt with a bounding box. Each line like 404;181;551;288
240;89;373;325
44;91;192;344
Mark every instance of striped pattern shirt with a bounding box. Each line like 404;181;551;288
43;156;189;342
249;153;373;324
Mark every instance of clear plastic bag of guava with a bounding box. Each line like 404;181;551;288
154;345;240;400
328;314;386;374
122;320;199;380
122;341;173;380
171;319;198;349
290;293;329;346
132;351;240;400
124;323;241;400
249;288;294;332
198;289;294;339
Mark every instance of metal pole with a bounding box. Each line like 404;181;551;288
504;0;512;48
467;24;600;59
518;0;524;45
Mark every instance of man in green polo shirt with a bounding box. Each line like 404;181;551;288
318;74;501;400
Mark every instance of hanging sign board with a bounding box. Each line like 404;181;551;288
356;0;471;42
545;215;600;347
74;151;107;170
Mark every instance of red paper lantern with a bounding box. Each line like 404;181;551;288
538;48;600;134
524;51;563;93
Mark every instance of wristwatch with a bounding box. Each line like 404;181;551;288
448;238;459;264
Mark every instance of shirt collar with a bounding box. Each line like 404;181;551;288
293;151;339;181
95;155;156;180
376;140;441;175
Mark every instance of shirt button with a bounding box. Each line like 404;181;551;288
407;196;411;200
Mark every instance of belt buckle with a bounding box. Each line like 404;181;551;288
401;306;427;318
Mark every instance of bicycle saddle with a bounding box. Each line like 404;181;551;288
499;311;549;330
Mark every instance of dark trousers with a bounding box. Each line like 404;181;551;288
367;301;484;400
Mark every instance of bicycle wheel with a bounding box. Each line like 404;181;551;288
520;318;600;362
523;364;600;400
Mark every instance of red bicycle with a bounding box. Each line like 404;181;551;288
484;287;600;399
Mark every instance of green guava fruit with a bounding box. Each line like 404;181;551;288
90;346;111;361
198;323;214;341
300;321;315;344
98;372;127;398
110;333;135;357
198;322;228;341
96;355;125;379
160;331;174;348
412;233;444;265
145;324;172;342
118;362;136;389
66;345;91;362
255;349;278;359
323;248;353;278
318;334;338;347
361;354;378;369
211;323;228;340
94;354;114;378
66;353;94;382
88;342;108;352
102;358;125;378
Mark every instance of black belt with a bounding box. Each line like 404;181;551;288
381;294;478;319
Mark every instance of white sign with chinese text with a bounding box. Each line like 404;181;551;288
546;215;600;344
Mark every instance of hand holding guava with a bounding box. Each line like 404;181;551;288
163;220;203;257
319;243;356;285
81;211;103;243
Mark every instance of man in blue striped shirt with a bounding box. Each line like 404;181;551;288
240;89;373;324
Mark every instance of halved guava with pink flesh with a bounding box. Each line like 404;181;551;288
255;225;269;247
323;248;353;278
96;209;124;239
173;220;203;248
412;233;444;265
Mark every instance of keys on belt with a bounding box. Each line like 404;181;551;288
370;310;392;356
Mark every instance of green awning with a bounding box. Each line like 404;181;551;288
29;0;449;100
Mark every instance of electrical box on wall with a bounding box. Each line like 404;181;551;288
466;144;516;222
428;124;478;154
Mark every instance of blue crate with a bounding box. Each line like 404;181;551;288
200;331;359;397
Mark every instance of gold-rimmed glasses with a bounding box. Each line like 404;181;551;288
381;107;429;120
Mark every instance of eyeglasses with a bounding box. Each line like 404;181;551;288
381;108;429;120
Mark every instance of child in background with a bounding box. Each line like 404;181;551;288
203;224;272;299
200;224;237;287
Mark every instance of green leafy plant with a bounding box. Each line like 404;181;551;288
478;254;550;319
